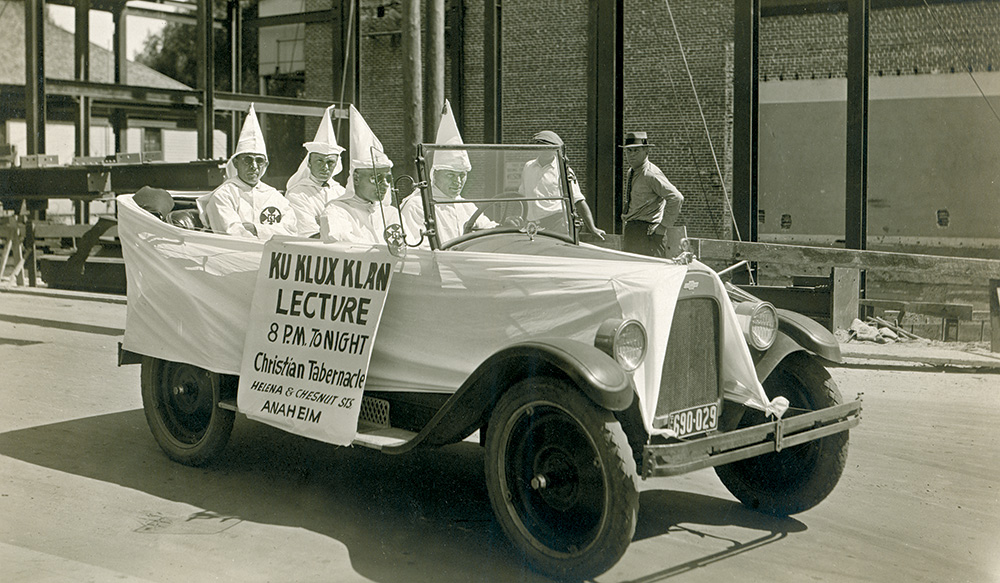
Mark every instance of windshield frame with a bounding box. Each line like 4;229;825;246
414;143;579;250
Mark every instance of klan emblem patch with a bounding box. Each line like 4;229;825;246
260;206;282;225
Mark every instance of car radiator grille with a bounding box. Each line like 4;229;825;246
654;298;721;429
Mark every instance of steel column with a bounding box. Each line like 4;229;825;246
732;0;760;284
24;0;45;157
447;0;465;132
229;0;242;144
112;5;128;152
483;0;501;143
587;0;622;234
402;0;423;181
75;0;93;224
425;0;445;142
75;0;92;160
197;0;215;159
846;0;869;296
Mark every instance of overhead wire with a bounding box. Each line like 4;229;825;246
920;0;1000;125
662;0;743;244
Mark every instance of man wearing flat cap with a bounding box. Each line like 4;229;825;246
620;131;683;257
520;130;605;239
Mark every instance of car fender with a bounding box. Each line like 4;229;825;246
382;338;633;455
753;309;842;381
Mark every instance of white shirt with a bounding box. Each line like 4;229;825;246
286;177;347;237
518;158;585;222
399;188;496;248
320;195;402;245
198;177;298;240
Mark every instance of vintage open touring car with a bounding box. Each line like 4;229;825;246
117;142;861;580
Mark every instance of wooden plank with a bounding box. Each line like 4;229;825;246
907;302;973;320
691;238;1000;280
832;267;860;332
32;223;97;239
991;279;1000;353
859;298;974;320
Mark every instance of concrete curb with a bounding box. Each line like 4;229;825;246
0;285;127;305
838;342;1000;371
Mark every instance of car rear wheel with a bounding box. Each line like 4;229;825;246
141;356;234;466
715;352;849;515
484;377;638;580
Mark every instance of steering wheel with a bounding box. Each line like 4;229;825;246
463;193;527;234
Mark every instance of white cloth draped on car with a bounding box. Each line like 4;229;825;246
118;194;785;440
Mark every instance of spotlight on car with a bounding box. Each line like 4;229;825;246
733;300;778;351
595;319;647;371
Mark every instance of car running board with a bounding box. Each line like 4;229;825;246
218;395;419;451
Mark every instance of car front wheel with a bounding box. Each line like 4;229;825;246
141;356;234;466
715;352;849;515
484;376;638;580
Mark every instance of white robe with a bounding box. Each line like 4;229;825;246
320;195;402;245
286;177;347;237
198;177;298;240
399;187;496;248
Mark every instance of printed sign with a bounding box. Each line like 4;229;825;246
237;240;397;445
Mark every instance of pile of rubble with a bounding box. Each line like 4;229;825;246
840;317;923;344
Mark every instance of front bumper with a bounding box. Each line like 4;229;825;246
641;398;862;478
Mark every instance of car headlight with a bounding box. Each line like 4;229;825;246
595;319;647;371
734;301;778;351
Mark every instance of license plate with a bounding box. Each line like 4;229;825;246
667;403;718;438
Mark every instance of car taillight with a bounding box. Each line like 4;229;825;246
595;319;647;371
733;301;778;351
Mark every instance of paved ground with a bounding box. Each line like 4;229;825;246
1;287;998;582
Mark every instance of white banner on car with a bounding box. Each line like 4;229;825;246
237;239;397;445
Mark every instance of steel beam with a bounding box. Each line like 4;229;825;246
214;94;335;117
246;10;335;28
46;79;201;106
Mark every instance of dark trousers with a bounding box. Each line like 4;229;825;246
623;221;666;258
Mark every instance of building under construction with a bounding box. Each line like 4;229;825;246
2;0;999;340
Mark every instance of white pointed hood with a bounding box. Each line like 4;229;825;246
431;100;471;173
286;105;345;191
226;103;267;179
348;104;393;171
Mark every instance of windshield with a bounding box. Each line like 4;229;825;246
411;144;576;249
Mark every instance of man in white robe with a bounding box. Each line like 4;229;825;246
198;104;297;239
399;100;495;248
320;105;401;245
286;105;347;238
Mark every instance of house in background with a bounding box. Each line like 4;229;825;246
0;3;228;169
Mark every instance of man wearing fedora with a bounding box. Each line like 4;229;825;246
620;131;684;257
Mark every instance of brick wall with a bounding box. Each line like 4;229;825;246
622;0;733;238
500;0;590;191
303;0;997;239
760;2;1000;80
